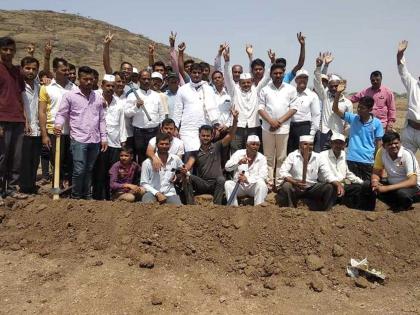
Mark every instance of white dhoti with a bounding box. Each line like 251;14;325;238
180;128;200;152
225;179;268;206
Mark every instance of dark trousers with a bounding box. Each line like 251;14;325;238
92;147;121;200
70;140;100;199
231;126;262;154
314;130;332;153
184;175;226;205
40;145;50;179
338;182;376;211
48;134;73;187
19;136;42;193
287;121;311;154
0;122;24;196
347;161;373;181
378;186;420;211
277;182;336;211
134;127;158;165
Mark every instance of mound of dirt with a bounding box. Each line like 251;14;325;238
0;196;419;314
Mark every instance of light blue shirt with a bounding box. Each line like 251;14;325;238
283;71;295;84
344;112;384;164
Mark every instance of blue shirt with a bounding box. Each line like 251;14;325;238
344;112;384;164
283;71;295;84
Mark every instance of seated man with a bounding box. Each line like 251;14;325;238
371;131;420;211
277;135;343;211
146;118;184;171
182;110;238;205
140;133;184;205
109;146;144;202
224;135;268;206
320;133;376;210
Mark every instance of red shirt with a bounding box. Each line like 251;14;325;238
0;63;25;122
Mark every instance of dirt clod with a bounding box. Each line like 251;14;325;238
305;254;324;271
355;277;369;289
332;244;344;257
309;276;324;292
139;254;155;268
151;295;162;305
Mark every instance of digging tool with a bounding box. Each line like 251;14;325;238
127;82;152;121
52;135;61;200
227;170;245;206
302;143;310;184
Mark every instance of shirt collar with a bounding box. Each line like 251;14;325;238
328;149;344;160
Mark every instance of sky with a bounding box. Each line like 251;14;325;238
1;0;420;92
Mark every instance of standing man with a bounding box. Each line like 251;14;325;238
173;63;220;157
141;132;184;205
225;135;268;206
182;109;238;205
350;71;396;131
20;56;42;194
125;70;165;164
332;83;384;181
258;63;298;189
92;74;127;200
164;72;179;118
277;136;343;211
372;131;420;211
396;40;420;154
287;69;320;154
313;54;353;151
0;37;27;201
54;66;107;200
39;57;77;189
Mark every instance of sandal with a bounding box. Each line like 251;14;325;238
9;192;28;200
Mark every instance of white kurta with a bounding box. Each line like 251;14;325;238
173;82;219;152
104;96;127;148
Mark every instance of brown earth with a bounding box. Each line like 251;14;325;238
0;194;419;314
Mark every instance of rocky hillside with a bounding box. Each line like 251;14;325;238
0;10;197;73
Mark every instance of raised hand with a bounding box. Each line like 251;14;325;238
230;108;239;120
26;42;35;56
218;42;228;55
267;49;276;63
148;42;156;55
323;51;334;65
316;52;324;67
44;40;52;56
297;32;305;45
245;44;253;58
223;45;230;62
169;31;177;48
178;42;186;53
398;40;408;53
103;31;114;45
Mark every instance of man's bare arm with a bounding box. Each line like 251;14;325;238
291;32;306;75
397;40;408;65
103;31;114;74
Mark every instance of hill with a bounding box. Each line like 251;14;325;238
0;10;197;73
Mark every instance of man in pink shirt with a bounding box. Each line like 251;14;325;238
350;71;396;131
55;66;107;199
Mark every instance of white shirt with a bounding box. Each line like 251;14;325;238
398;63;420;125
140;153;184;196
291;88;321;135
313;67;353;134
22;80;40;136
214;87;232;127
114;92;133;138
103;95;127;148
173;81;219;151
374;146;420;186
225;149;268;186
224;61;271;128
164;89;177;119
258;82;298;134
319;150;363;184
125;88;165;129
148;136;184;157
42;78;77;135
279;150;337;186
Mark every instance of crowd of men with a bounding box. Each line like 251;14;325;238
0;32;419;211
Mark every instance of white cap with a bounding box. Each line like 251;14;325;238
321;74;329;80
299;135;314;143
103;74;115;82
328;74;341;82
247;135;260;143
132;67;139;74
240;73;252;80
151;72;163;80
331;133;346;142
295;69;309;78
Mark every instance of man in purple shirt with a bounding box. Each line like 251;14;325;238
54;66;107;199
350;71;396;131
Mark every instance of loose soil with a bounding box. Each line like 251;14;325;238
0;194;419;314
